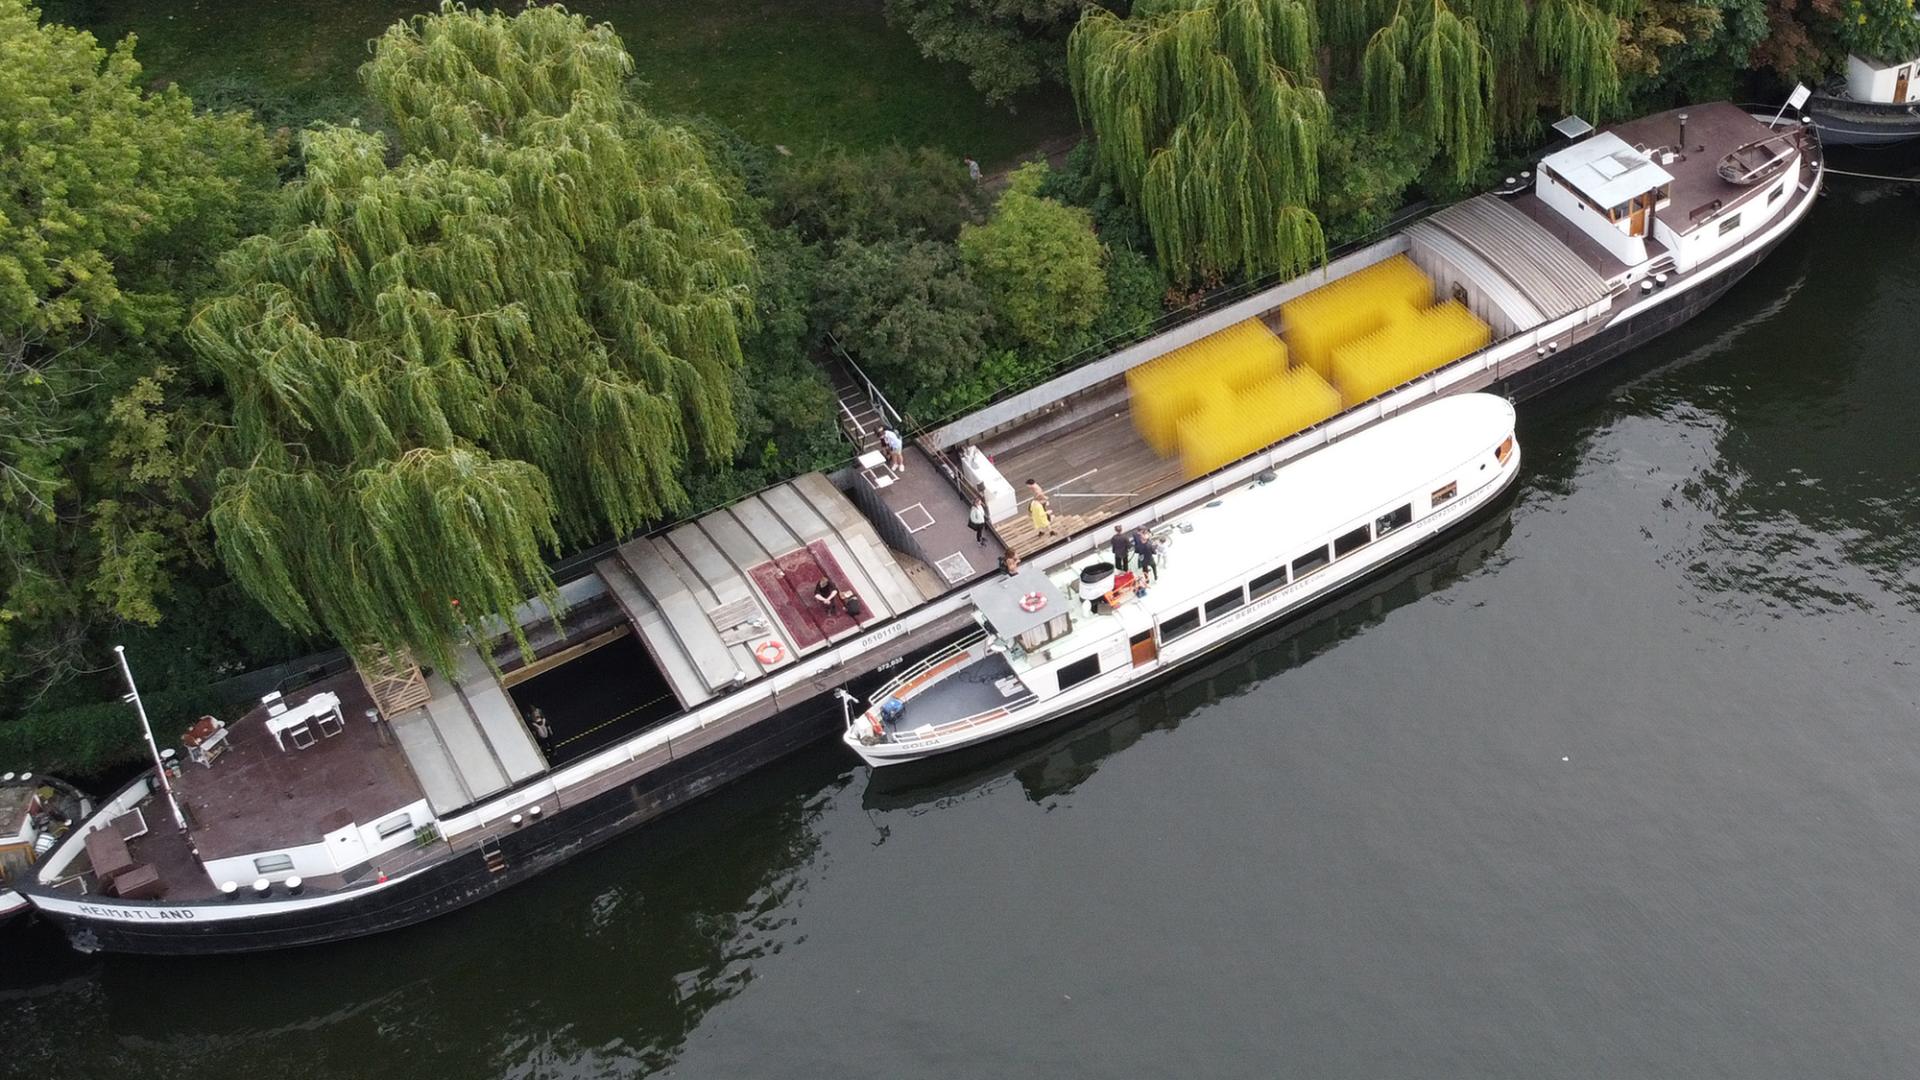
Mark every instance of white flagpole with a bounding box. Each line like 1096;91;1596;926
115;645;187;832
1773;83;1812;128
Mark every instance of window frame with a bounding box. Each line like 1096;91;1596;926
253;854;295;876
1333;525;1371;559
1249;564;1290;599
1375;505;1413;538
1291;545;1331;579
1158;608;1201;643
1056;653;1101;693
1431;481;1458;508
1718;212;1742;236
375;813;413;840
1204;587;1247;621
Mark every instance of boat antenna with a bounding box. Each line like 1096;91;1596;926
115;645;187;833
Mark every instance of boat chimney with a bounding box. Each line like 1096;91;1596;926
1678;112;1689;151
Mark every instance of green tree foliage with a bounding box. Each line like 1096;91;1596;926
1832;0;1920;60
960;164;1108;349
886;0;1100;106
0;0;279;700
813;238;999;410
1068;0;1329;284
191;3;756;671
766;144;982;245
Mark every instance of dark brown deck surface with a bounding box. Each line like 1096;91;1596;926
1611;103;1781;233
170;671;424;861
985;410;1184;556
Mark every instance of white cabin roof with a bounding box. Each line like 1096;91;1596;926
1541;132;1674;209
1139;394;1515;618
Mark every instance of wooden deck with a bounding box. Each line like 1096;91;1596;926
986;410;1185;556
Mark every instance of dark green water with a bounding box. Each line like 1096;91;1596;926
7;171;1920;1079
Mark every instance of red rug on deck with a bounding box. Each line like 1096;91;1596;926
746;540;875;649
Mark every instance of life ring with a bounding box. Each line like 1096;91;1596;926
1018;591;1048;613
755;640;786;666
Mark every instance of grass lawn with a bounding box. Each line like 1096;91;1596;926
41;0;1079;167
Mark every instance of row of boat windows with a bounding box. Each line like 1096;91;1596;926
1152;493;1438;649
1051;471;1481;695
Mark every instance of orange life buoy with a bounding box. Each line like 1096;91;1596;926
1018;591;1048;613
755;640;786;665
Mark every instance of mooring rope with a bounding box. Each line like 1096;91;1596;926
1822;166;1920;182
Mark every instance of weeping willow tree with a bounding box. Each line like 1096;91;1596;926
1359;0;1630;183
1068;0;1328;284
190;3;754;670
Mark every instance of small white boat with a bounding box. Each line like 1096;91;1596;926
1;773;90;927
843;393;1522;767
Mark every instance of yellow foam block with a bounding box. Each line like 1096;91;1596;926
1128;318;1288;453
1175;367;1343;478
1327;300;1492;405
1281;255;1435;378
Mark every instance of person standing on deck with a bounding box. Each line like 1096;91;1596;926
1133;528;1159;583
1109;525;1131;571
1028;496;1054;538
530;707;552;742
1025;478;1050;509
968;499;989;545
882;427;905;473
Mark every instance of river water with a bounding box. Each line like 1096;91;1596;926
6;167;1920;1079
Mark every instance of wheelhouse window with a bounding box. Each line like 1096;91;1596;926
254;854;295;875
375;813;413;840
1249;564;1289;599
1718;213;1742;236
1204;587;1246;621
1057;654;1101;693
1333;525;1371;559
1291;545;1330;578
1376;505;1412;537
1431;482;1458;508
1159;608;1201;643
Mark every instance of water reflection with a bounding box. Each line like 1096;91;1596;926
866;500;1517;815
1;751;847;1079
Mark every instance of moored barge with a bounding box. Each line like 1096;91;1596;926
21;101;1822;954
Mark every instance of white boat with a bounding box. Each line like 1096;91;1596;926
843;393;1522;766
1;773;90;927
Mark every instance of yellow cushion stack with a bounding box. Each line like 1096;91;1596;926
1126;318;1288;453
1280;255;1435;379
1175;366;1343;477
1327;300;1492;405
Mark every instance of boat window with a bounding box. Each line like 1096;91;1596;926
1496;436;1514;464
1249;564;1289;599
1129;630;1154;647
1291;545;1330;578
254;854;295;875
1204;587;1246;621
1718;212;1742;236
375;812;413;840
1333;525;1371;559
1057;654;1101;693
1376;505;1413;537
1768;183;1784;205
1431;482;1458;508
1159;608;1201;643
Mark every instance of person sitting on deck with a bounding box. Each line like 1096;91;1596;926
813;577;842;616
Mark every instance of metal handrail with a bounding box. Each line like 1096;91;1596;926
824;330;906;430
866;632;988;705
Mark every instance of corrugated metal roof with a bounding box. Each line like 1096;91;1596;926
1409;196;1611;322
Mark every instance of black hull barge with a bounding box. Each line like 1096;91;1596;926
22;102;1821;955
